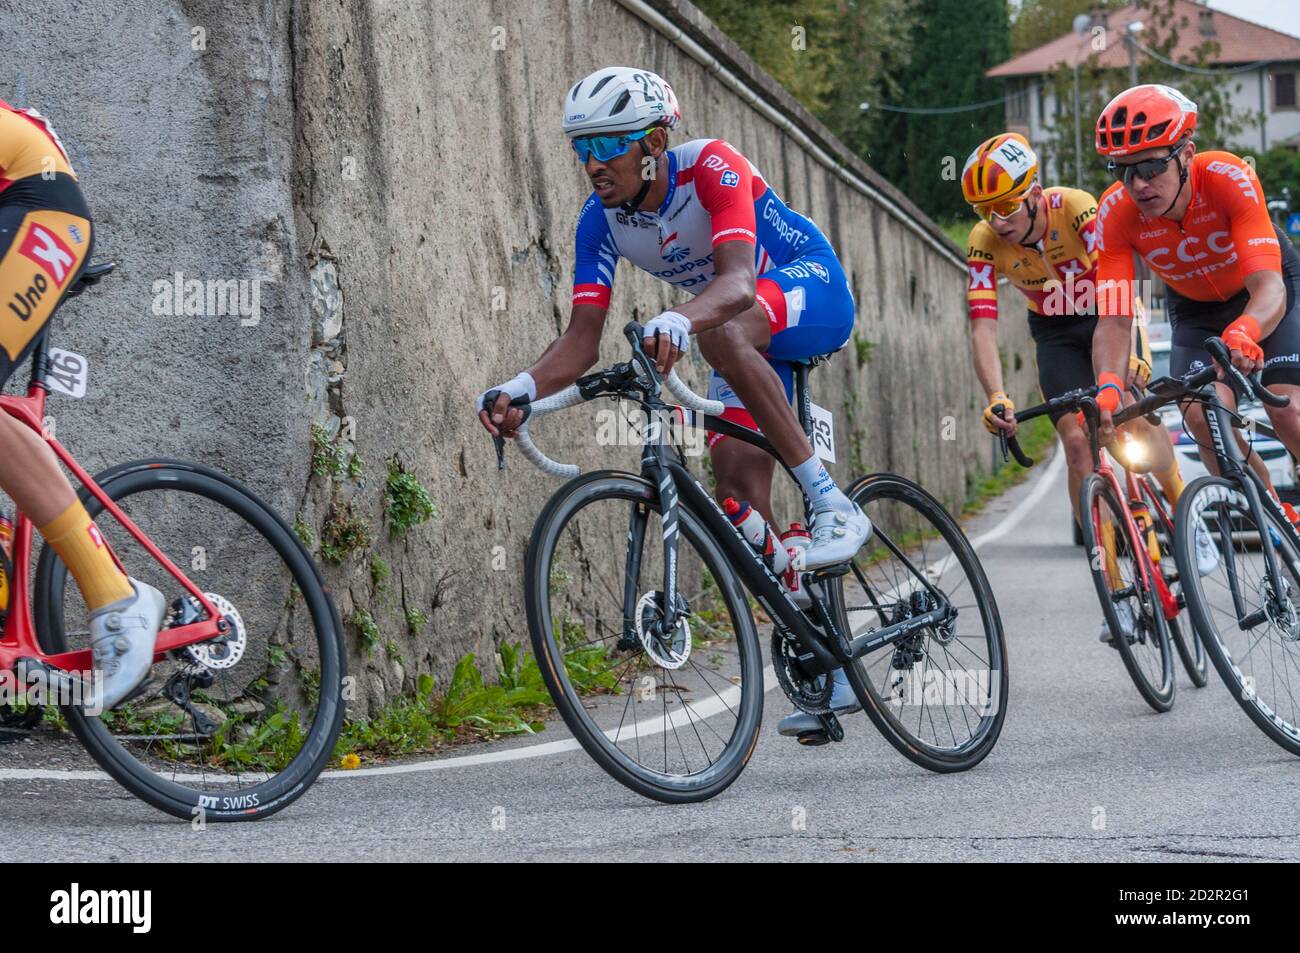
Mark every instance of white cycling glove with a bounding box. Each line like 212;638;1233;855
643;311;692;354
476;371;537;419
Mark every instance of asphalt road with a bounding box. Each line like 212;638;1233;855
4;446;1299;862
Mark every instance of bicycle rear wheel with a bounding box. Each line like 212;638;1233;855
34;461;345;821
1080;473;1175;712
831;473;1008;772
525;470;764;803
1174;476;1300;756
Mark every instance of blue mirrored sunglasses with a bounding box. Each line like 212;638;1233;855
571;129;651;163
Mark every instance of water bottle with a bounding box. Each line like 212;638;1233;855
723;498;789;576
1130;499;1161;564
780;523;813;608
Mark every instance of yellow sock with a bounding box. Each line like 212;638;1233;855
1100;520;1123;592
1154;464;1184;507
39;502;133;611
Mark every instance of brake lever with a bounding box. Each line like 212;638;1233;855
482;390;533;470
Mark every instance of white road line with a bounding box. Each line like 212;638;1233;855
2;449;1059;784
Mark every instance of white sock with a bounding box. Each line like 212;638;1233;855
791;453;852;514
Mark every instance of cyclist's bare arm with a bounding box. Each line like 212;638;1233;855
969;318;1014;431
643;240;755;373
479;303;606;438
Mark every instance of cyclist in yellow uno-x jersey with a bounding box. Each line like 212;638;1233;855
0;100;164;711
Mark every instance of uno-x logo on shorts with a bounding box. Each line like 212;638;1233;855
19;224;76;288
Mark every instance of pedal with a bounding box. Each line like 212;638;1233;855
808;562;852;580
796;730;830;747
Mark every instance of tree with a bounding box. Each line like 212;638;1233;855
1011;0;1125;55
870;0;1013;224
692;0;916;158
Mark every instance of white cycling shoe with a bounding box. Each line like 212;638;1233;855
1098;601;1137;646
1193;518;1220;577
802;504;872;570
86;579;166;714
777;667;861;738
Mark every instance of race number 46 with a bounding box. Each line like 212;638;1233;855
46;348;88;399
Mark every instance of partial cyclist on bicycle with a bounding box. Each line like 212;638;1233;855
475;67;868;736
960;132;1194;640
0;100;162;711
1092;85;1300;521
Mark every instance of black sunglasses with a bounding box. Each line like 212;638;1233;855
1107;144;1184;185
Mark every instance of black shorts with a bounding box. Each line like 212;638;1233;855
1167;223;1300;388
1029;312;1097;424
0;173;93;389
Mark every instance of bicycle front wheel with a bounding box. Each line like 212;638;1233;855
1080;473;1175;712
35;461;346;821
832;473;1008;773
525;470;764;803
1175;476;1300;756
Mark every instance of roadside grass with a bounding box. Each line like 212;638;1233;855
961;413;1058;518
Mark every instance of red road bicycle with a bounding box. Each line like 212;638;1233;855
0;262;344;820
998;386;1208;712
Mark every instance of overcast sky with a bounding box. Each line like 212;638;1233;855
1206;0;1300;38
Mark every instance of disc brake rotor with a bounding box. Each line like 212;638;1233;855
635;591;691;669
177;593;248;670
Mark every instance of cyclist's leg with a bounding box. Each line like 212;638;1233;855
0;182;162;708
1127;313;1182;503
698;244;864;566
705;366;785;529
1030;313;1094;518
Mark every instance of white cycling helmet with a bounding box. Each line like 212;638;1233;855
563;66;681;138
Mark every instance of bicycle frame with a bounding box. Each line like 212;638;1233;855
1193;384;1297;626
0;332;224;679
1083;401;1180;621
624;358;955;680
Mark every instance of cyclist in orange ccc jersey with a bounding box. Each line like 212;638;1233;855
0;100;164;711
1092;85;1300;505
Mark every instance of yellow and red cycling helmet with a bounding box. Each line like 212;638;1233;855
961;133;1039;219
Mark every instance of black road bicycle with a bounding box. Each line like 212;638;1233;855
1161;338;1300;757
488;322;1007;803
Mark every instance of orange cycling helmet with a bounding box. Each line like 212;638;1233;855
1096;84;1197;157
961;133;1038;213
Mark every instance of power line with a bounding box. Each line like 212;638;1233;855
859;93;1012;115
1130;38;1274;76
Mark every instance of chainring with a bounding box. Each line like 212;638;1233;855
771;630;834;714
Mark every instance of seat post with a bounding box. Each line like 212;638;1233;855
794;363;811;438
27;329;51;396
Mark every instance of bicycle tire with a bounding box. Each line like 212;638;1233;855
525;469;764;803
833;473;1009;772
1174;475;1300;756
1080;473;1175;712
34;461;345;821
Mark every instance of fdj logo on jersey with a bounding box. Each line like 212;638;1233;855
719;170;739;188
659;231;689;263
